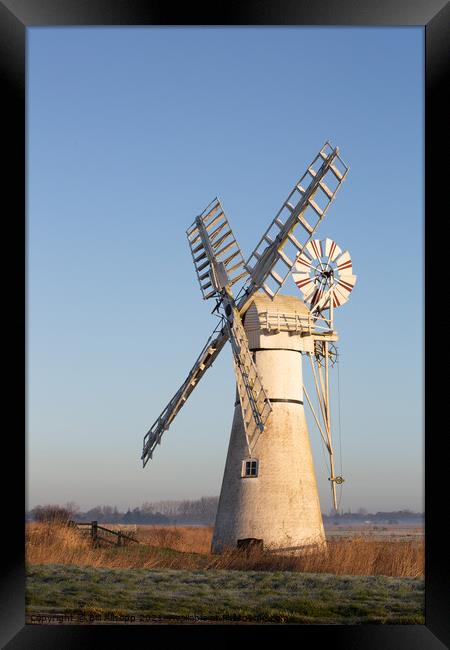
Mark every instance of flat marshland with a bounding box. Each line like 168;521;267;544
26;522;424;624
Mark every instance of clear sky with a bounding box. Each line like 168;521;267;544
27;27;424;513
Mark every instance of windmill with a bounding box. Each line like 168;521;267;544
141;141;356;553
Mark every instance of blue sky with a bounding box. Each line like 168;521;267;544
27;27;424;513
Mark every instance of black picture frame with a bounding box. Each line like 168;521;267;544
1;0;448;647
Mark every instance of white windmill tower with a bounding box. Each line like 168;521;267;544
141;141;356;553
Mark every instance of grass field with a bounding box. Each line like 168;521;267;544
26;522;424;624
26;522;424;576
26;564;424;625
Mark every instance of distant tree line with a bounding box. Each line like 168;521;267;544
323;508;424;525
27;499;424;526
27;497;220;525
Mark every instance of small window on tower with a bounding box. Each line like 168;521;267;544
242;459;259;478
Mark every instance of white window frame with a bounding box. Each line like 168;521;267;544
242;458;259;478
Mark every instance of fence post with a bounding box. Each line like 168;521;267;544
118;531;122;547
91;520;98;545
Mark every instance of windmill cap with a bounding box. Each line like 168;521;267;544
243;293;311;318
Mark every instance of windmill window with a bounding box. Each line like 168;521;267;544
242;459;259;478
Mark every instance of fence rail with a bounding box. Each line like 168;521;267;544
69;520;139;547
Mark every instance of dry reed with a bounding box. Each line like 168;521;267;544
207;538;424;577
136;525;213;553
26;522;424;577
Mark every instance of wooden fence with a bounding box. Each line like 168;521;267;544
68;520;139;547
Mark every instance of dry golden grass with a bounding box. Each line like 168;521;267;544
26;521;92;566
136;524;213;553
210;538;424;577
26;522;424;577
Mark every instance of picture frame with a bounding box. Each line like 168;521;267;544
1;0;447;646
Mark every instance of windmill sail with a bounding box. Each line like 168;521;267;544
187;197;272;451
239;142;349;308
187;198;249;300
141;327;228;466
225;307;272;454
